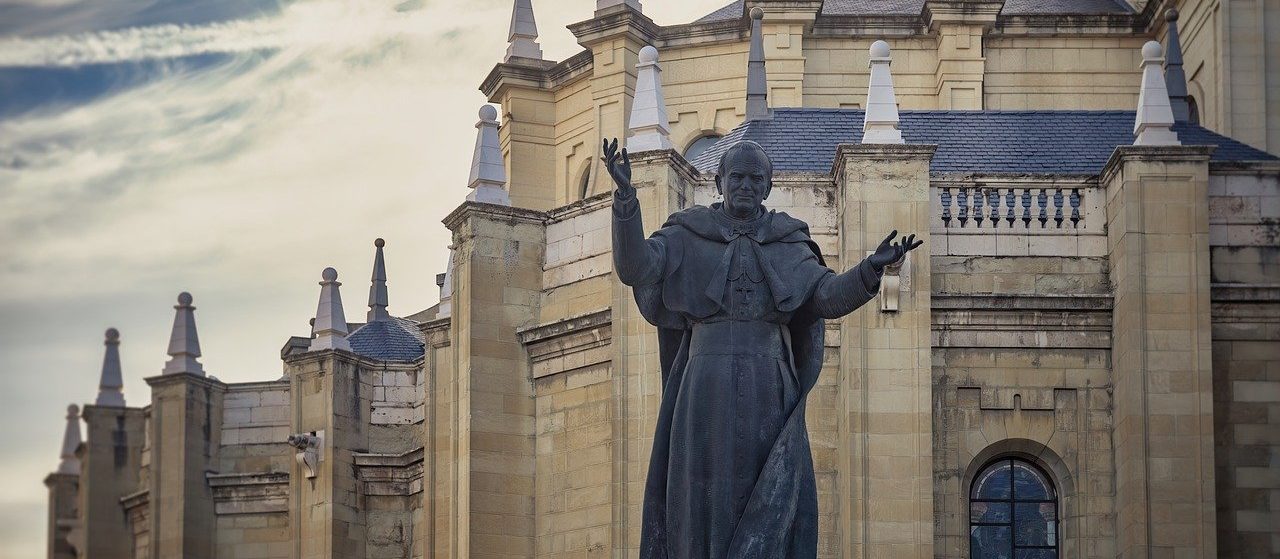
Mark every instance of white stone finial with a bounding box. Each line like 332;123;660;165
1134;41;1180;146
505;0;543;62
57;404;82;475
627;45;673;152
467;105;512;205
367;238;390;322
437;253;454;319
745;7;769;121
862;40;904;144
162;292;205;376
595;0;641;12
95;328;125;407
310;267;352;352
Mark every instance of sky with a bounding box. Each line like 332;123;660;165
0;0;730;556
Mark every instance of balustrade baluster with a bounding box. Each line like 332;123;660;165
1070;188;1082;228
1037;189;1048;228
958;188;969;227
940;187;952;228
974;188;985;227
1054;188;1065;228
1021;189;1032;228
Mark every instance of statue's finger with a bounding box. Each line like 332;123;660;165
882;229;898;245
621;147;630;165
911;239;924;250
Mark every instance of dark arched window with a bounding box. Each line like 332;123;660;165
578;167;591;199
970;457;1058;559
684;134;721;162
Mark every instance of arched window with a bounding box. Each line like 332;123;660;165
1187;95;1200;125
578;167;591;199
970;457;1058;559
684;134;722;162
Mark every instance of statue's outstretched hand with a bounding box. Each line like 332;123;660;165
602;138;634;196
868;229;923;272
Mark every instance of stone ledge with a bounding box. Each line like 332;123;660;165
354;448;425;497
207;472;290;515
120;488;148;511
518;309;612;346
442;201;547;233
1099;144;1215;185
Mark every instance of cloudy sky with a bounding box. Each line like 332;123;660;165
0;0;728;555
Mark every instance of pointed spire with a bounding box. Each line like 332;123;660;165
310;267;352;352
367;238;390;322
1163;9;1191;123
745;7;769;121
162;292;205;375
95;328;125;407
627;46;673;152
863;40;904;144
505;0;543;62
1134;41;1180;146
467;105;512;206
57;404;82;475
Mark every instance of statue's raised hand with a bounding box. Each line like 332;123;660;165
602;138;634;196
868;230;923;272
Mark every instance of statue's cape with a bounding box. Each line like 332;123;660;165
635;204;829;557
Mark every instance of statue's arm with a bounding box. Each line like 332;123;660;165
808;259;882;319
603;137;667;286
808;229;923;319
612;190;666;286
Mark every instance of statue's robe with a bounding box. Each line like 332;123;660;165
613;196;881;558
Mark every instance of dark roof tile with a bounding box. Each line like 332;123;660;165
690;109;1276;175
347;317;425;362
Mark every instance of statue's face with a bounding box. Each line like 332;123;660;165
717;149;771;219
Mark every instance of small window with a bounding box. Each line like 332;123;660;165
1187;95;1200;125
684;134;722;162
970;458;1059;559
579;167;591;199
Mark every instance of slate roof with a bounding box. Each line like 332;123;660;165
689;109;1277;176
693;0;1129;22
347;317;425;362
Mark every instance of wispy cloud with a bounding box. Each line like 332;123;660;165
0;1;730;557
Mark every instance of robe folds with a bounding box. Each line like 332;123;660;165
612;195;881;559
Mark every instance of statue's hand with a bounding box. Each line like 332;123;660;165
602;138;634;197
868;229;923;272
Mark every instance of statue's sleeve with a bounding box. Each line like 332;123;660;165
807;258;882;319
612;190;667;286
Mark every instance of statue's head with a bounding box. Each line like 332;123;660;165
715;141;772;220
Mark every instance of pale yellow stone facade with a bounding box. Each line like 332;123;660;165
47;1;1280;558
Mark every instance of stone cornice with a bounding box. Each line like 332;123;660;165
354;448;425;496
480;51;592;100
144;371;227;390
43;472;77;486
517;308;612;346
441;201;547;233
931;293;1114;349
282;347;418;369
1099;144;1215;186
628;148;705;185
546;191;613;224
930;173;1100;185
568;4;660;48
832;143;938;178
120;488;149;511
207;472;290;515
924;0;1004;30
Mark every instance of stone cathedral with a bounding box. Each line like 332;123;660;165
43;0;1280;558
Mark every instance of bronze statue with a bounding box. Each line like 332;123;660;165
604;138;921;558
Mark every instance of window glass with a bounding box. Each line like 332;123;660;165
971;458;1058;559
684;135;721;162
